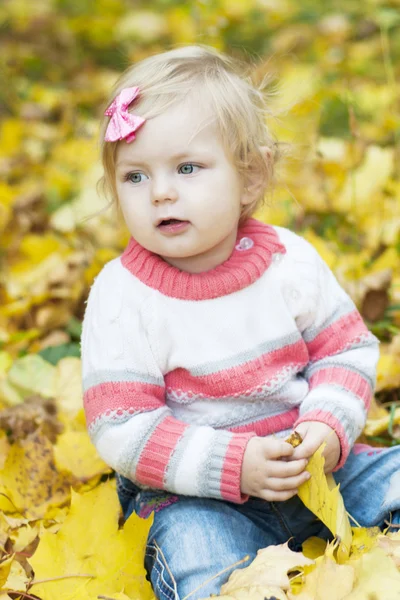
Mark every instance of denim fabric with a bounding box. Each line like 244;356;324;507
117;444;400;600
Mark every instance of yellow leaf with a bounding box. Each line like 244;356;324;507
0;554;14;588
51;138;97;173
166;7;196;43
0;378;25;408
347;547;400;598
0;183;14;234
0;431;70;519
301;537;327;560
375;353;400;393
369;248;399;274
2;557;30;592
0;512;10;552
55;357;84;421
377;531;400;568
30;479;154;600
0;352;12;377
337;146;394;214
298;445;352;561
7;355;57;399
217;586;288;600
367;395;389;420
9;523;38;553
0;119;23;156
116;11;167;42
220;542;314;594
364;406;400;436
287;542;354;600
349;526;380;559
20;233;62;263
54;431;111;481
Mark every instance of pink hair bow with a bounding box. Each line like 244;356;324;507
104;86;145;143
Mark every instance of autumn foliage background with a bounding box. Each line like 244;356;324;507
0;1;400;598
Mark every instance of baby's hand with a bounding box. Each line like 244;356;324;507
290;421;341;473
241;436;310;501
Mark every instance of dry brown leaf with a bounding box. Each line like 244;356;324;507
0;395;63;443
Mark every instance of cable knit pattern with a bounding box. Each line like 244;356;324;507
81;219;380;503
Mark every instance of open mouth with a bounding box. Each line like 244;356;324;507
157;218;190;233
158;218;184;227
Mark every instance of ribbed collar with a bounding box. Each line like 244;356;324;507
120;218;286;300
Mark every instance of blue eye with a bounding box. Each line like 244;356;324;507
127;172;148;184
178;163;199;175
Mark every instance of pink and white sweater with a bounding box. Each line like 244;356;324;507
81;218;379;504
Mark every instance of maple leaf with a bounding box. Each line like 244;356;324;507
377;530;400;568
297;444;352;561
29;478;154;600
53;430;111;481
287;542;354;599
215;542;314;600
346;547;400;598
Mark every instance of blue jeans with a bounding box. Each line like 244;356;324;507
117;444;400;600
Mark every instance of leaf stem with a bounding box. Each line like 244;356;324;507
31;574;95;584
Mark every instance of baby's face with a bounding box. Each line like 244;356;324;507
115;97;252;273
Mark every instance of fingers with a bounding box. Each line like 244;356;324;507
266;470;311;492
267;458;308;478
262;439;295;460
292;438;322;460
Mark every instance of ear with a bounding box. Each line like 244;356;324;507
241;146;273;206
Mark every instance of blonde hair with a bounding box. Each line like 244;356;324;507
98;45;282;224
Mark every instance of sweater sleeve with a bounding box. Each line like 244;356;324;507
289;239;380;469
81;262;255;503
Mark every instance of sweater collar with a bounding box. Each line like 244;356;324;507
121;218;285;300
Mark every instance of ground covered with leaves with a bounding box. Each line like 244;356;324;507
0;0;400;598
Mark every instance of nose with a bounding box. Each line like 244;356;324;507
151;175;178;205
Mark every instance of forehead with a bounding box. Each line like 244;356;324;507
116;97;222;162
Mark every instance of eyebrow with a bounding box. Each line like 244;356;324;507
116;151;210;169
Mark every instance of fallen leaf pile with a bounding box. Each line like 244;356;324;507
1;0;400;598
211;446;400;599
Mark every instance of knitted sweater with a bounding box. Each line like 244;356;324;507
81;218;379;504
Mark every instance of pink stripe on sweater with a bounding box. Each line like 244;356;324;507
165;339;308;397
307;310;368;361
229;407;299;436
83;380;165;427
135;416;189;488
294;409;350;470
220;432;256;503
121;218;286;300
309;367;372;410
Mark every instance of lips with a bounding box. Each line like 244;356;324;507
156;218;190;234
157;218;185;227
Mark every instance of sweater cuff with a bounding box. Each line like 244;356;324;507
294;409;351;470
219;432;256;504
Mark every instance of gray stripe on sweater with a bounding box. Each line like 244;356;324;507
198;430;233;498
164;427;196;494
302;300;355;343
304;360;375;389
83;369;164;391
189;332;302;377
299;388;367;443
117;407;171;478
